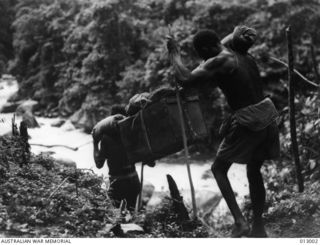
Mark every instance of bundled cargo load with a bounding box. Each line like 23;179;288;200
119;88;208;163
221;25;257;54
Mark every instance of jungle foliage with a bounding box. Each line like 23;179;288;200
0;135;210;237
0;0;16;74
1;0;320;193
2;0;319;133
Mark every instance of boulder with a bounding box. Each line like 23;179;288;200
60;120;76;131
1;74;15;82
70;108;98;133
50;119;66;127
195;190;222;220
22;111;39;128
16;99;39;116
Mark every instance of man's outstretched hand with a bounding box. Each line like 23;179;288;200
166;33;189;84
166;35;179;55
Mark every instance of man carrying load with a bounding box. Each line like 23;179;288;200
167;26;280;237
92;105;141;211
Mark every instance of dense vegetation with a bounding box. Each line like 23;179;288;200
1;0;319;134
0;135;115;237
0;0;16;75
0;135;209;237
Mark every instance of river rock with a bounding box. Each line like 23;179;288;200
146;192;163;208
105;223;144;235
121;224;144;234
142;182;155;206
22;111;39;128
70;108;98;133
16;99;39;116
195;190;222;220
51;119;66;127
60;120;76;131
0;101;21;113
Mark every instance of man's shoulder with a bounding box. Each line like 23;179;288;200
93;114;125;133
204;50;236;71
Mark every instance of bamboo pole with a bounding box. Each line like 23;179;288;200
286;26;304;193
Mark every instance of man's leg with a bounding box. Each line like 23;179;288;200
108;178;123;209
125;174;141;212
247;160;267;237
212;157;249;237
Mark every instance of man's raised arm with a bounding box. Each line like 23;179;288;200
167;35;235;87
166;35;192;83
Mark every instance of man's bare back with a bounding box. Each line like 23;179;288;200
186;48;264;111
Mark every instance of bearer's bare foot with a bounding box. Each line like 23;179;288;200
249;220;268;238
231;222;250;238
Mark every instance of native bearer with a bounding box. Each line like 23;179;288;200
92;105;141;211
167;26;280;237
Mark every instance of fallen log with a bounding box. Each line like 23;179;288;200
30;143;78;151
30;140;93;151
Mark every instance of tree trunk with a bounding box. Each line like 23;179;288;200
19;121;30;166
286;26;304;192
166;174;190;222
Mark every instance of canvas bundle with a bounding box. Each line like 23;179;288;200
119;93;208;163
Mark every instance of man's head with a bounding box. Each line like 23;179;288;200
193;29;222;60
110;104;127;116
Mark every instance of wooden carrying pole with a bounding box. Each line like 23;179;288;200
286;26;304;192
135;163;144;213
175;83;197;219
167;27;197;219
138;163;144;210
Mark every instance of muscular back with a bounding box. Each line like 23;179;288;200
217;52;264;111
100;134;134;176
186;49;264;111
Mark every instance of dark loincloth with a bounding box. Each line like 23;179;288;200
216;98;280;163
108;171;141;211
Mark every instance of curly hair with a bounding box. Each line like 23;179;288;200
193;29;220;52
